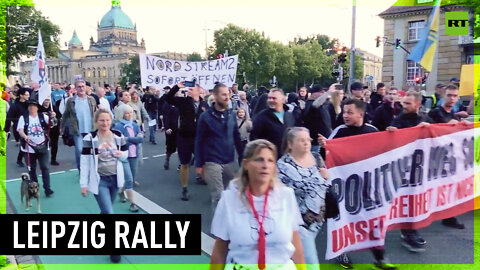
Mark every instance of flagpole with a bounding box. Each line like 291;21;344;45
349;0;356;90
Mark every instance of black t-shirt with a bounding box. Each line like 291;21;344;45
329;123;378;139
428;106;460;124
391;112;432;129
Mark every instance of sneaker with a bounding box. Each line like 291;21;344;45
196;176;207;185
118;191;127;203
129;203;139;212
110;255;121;263
401;237;426;252
181;188;189;201
373;259;397;270
17;161;25;167
45;189;54;197
50;160;60;166
400;231;426;246
134;181;140;187
336;253;353;269
442;218;465;229
164;159;170;170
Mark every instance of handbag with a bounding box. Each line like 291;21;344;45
62;125;75;147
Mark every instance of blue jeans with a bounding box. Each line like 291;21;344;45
122;157;138;190
94;175;118;214
73;134;84;170
299;226;320;268
148;112;157;142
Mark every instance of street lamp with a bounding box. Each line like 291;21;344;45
255;61;260;89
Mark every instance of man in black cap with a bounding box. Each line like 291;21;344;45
303;84;332;156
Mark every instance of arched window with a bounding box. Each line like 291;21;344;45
97;68;101;78
87;68;91;78
92;68;96;78
102;67;107;78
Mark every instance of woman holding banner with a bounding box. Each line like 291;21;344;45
277;127;329;270
210;139;306;270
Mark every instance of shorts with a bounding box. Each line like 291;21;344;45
177;134;195;165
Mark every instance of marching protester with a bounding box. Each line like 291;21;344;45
61;80;97;171
40;98;61;165
130;90;150;129
195;83;243;209
113;91;139;124
250;86;269;118
236;107;252;165
302;85;332;156
372;87;402;131
386;91;432;253
80;108;128;263
166;81;209;201
320;98;395;270
96;87;113;117
5;87;30;167
297;86;308;110
334;82;373;128
428;85;468;230
277;127;330;270
114;104;143;212
327;87;344;129
230;83;240;110
141;86;160;144
58;84;75;115
370;82;387;111
162;90;179;170
286;93;303;125
50;83;66;105
17;99;54;197
210;139;306;270
237;90;251;119
250;88;298;158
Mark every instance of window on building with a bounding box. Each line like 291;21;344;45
408;20;425;41
406;60;422;82
97;69;101;78
87;69;91;78
102;68;107;78
92;68;96;78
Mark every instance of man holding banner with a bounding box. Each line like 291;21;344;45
320;98;395;270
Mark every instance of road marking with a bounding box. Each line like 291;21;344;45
142;157;149;160
5;170;69;182
51;171;66;175
69;169;78;172
133;191;215;256
152;154;166;158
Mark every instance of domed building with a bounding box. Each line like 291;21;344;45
20;1;153;88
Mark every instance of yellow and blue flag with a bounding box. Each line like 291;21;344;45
407;0;441;72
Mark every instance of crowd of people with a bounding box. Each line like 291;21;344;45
1;78;475;268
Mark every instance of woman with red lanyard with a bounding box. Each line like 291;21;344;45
210;139;306;270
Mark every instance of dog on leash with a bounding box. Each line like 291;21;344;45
20;173;41;213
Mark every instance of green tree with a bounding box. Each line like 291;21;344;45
3;3;61;74
119;54;140;87
271;41;295;89
187;52;204;61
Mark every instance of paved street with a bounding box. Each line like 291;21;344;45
4;129;479;268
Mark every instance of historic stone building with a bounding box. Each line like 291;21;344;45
379;1;476;93
356;49;383;90
20;2;188;88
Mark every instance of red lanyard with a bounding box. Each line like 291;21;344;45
246;187;270;270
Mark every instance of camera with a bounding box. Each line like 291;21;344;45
184;79;196;87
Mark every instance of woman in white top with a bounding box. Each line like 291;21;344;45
210;139;306;270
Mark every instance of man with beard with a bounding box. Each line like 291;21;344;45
195;83;242;209
250;88;298;158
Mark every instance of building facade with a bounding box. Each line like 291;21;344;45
357;49;383;90
379;2;476;93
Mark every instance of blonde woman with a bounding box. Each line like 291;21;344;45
277;127;330;270
210;139;306;270
236;107;252;164
79;108;128;263
327;89;344;128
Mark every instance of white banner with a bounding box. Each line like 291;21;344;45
325;125;475;259
31;32;51;105
139;53;238;90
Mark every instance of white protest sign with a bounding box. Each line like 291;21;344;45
139;53;238;90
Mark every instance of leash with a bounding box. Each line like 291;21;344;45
26;143;31;172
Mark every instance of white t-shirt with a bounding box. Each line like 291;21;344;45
17;114;49;153
211;183;303;266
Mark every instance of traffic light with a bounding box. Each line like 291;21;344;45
414;76;421;85
338;54;347;63
395;38;401;49
376;36;381;47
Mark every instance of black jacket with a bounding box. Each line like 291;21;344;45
334;99;373;128
163;103;179;132
428;106;460;124
372;101;402;131
142;93;159;114
4;99;28;132
165;85;209;137
303;99;332;145
329;123;378;139
369;92;384;111
250;107;298;157
391;112;432;129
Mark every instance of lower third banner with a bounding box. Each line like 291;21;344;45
324;123;476;259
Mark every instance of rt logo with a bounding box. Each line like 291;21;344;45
445;12;469;35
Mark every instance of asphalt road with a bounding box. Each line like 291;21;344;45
4;128;477;265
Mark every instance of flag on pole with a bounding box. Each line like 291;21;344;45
31;31;51;105
407;0;441;72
